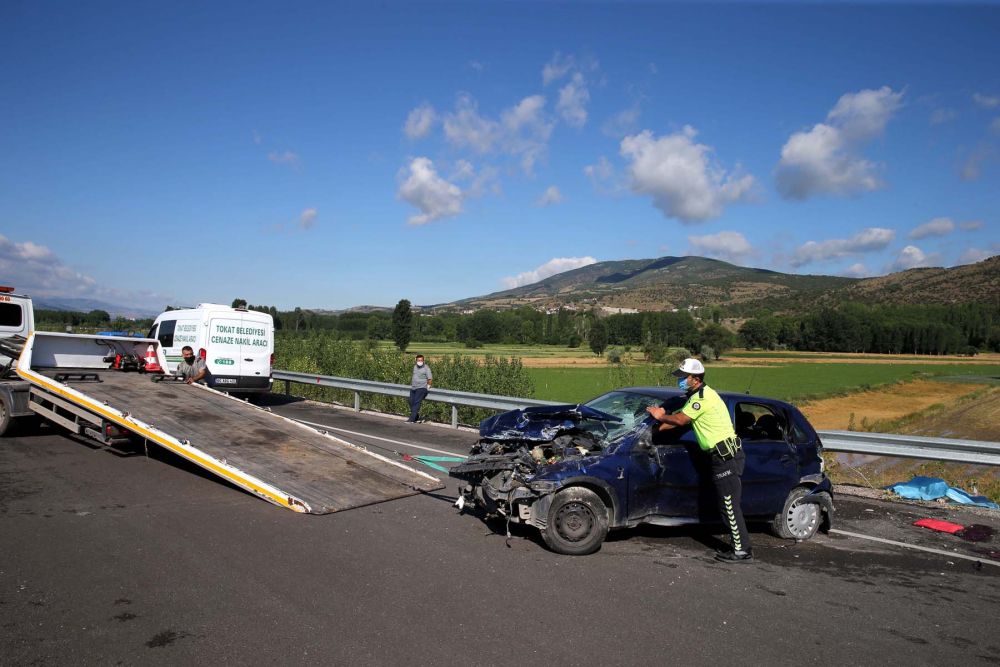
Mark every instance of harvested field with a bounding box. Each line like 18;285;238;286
800;380;988;431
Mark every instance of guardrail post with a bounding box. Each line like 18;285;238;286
451;405;458;429
354;391;360;412
284;381;291;397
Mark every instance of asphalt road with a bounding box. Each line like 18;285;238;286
2;396;1000;666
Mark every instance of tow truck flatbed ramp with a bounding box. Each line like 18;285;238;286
18;332;442;514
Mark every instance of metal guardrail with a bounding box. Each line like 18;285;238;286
273;371;1000;465
818;430;1000;467
272;370;560;428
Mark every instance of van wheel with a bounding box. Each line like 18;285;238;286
541;487;609;556
0;392;13;437
772;486;820;540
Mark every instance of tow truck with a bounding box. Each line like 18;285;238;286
0;287;442;513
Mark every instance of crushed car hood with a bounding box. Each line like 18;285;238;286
479;404;622;442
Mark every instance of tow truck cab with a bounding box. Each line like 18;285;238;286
0;286;37;434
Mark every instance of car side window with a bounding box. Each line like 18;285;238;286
147;324;158;340
789;410;812;445
734;402;786;441
157;320;176;348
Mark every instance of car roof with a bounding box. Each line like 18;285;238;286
621;386;795;410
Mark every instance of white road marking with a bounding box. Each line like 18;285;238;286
829;528;1000;568
288;418;469;459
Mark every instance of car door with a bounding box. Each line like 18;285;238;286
730;400;800;516
650;423;710;518
207;313;244;387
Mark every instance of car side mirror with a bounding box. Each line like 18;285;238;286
634;426;654;452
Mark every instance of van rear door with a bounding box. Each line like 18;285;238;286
238;313;272;390
207;313;244;388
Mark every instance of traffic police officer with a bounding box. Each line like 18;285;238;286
646;358;753;564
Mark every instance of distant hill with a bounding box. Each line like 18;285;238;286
430;254;1000;314
33;297;160;320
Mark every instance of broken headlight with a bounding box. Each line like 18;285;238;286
528;480;559;493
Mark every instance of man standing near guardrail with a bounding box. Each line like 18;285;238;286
407;354;432;423
646;358;753;564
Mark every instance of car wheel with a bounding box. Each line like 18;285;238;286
772;486;820;541
541;487;610;556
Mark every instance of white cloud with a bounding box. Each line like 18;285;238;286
960;145;994;181
501;256;597;289
959;220;984;231
500;94;554;174
449;159;475;181
396;157;464;226
840;263;872;278
790;227;897;268
907;217;954;239
268;151;302;170
930;108;957;124
468;60;485;72
557;72;590;129
299;207;318;230
620;127;756;223
443;93;501;153
403;103;437;140
469;164;502;198
542;52;576;86
973;92;1000;109
686;231;754;265
648;62;658;75
0;234;170;309
775;86;904;200
535;186;563;207
957;248;997;265
601;103;642;138
890;245;941;272
440;93;553;175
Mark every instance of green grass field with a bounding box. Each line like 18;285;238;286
529;363;1000;404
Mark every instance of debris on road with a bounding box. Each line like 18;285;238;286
887;476;999;510
913;518;964;534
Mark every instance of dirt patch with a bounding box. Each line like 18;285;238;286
800;380;987;430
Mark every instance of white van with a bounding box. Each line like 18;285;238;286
148;304;274;395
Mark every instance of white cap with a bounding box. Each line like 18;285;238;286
672;358;706;378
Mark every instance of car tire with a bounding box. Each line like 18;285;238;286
772;486;821;541
541;487;610;556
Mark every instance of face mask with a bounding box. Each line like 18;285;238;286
677;377;689;390
416;361;424;367
183;356;195;364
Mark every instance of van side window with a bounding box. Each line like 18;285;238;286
157;320;176;348
734;402;786;441
0;303;23;328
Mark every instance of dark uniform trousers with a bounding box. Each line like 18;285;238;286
710;448;751;553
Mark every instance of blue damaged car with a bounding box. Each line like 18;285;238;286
450;387;834;555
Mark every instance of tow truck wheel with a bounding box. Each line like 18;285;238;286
541;487;609;556
772;486;820;541
0;392;12;437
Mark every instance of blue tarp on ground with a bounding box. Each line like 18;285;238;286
887;476;999;510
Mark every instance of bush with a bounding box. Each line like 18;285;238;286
673;348;691;363
700;345;714;363
567;334;582;348
643;342;668;364
464;338;483;349
965;346;979;357
273;332;533;425
606;346;624;364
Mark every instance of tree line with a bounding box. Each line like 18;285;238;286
737;302;1000;355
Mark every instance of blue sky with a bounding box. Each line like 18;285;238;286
1;1;998;311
